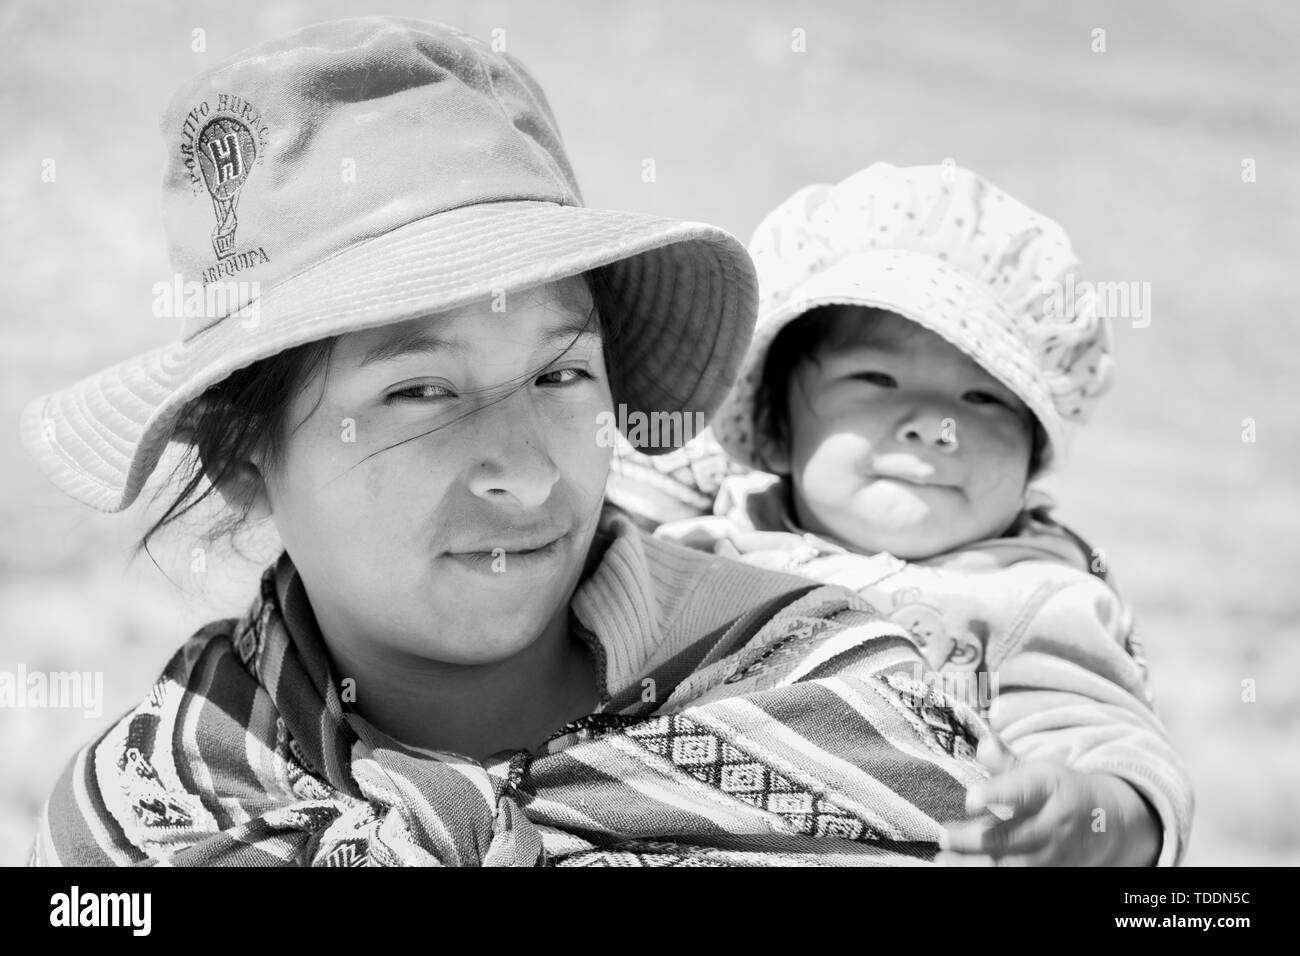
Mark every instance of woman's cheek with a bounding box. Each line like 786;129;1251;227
568;400;615;497
362;454;392;502
288;411;423;520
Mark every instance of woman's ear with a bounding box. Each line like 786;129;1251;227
204;457;272;523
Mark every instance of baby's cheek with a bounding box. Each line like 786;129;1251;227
967;419;1032;487
802;427;873;475
800;455;866;518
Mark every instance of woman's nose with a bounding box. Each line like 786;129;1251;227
895;410;960;453
465;394;561;508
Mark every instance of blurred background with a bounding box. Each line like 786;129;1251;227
1;0;1297;865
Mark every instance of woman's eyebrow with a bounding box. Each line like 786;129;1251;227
357;316;601;368
358;327;462;368
540;316;602;348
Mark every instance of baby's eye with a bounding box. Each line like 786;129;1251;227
388;382;456;402
962;389;1009;408
849;371;897;387
537;367;593;387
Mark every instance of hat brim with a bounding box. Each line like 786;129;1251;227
20;200;756;512
712;248;1062;472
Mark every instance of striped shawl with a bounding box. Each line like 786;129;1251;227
32;513;990;866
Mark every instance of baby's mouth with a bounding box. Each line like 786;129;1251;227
869;454;948;486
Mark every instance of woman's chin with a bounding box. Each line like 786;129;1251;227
415;624;549;666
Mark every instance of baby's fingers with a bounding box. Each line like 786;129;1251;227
966;762;1056;817
940;810;1055;860
975;732;1018;774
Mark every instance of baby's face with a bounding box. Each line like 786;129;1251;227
774;309;1034;560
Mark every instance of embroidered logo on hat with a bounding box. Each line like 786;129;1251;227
179;94;272;280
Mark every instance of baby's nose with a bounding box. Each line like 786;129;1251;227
895;414;960;453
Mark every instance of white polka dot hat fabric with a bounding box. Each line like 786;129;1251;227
711;163;1116;474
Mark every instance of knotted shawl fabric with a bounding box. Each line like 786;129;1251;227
32;518;990;867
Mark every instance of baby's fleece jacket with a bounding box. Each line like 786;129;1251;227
654;472;1194;866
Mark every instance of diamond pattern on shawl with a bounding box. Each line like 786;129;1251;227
624;713;878;841
884;672;981;761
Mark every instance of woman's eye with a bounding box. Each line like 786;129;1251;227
850;371;897;387
963;390;1007;407
537;367;593;386
388;383;455;402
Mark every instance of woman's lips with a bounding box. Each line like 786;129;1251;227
440;532;569;575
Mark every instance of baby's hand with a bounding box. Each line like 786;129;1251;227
937;736;1160;866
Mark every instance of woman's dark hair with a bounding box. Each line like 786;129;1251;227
755;305;1047;477
137;269;618;566
136;336;338;565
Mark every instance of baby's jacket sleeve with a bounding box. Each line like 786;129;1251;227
985;570;1194;866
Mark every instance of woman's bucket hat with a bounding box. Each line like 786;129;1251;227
19;16;758;512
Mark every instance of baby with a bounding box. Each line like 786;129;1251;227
646;163;1193;865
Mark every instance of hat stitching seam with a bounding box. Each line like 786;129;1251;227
470;44;573;201
697;246;737;415
56;393;126;491
67;387;128;477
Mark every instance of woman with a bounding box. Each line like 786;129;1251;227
20;17;987;866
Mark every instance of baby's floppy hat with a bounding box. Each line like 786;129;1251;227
712;163;1115;474
19;16;757;512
